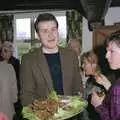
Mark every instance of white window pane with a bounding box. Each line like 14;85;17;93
16;18;31;40
56;16;67;47
56;16;66;39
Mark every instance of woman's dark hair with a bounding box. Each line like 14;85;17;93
105;30;120;48
34;13;58;33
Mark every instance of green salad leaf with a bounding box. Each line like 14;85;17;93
48;88;58;101
22;107;40;120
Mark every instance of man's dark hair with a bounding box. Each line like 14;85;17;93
105;30;120;48
34;13;58;33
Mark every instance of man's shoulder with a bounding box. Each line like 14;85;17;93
59;46;76;54
22;47;41;60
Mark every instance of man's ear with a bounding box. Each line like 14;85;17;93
36;34;40;40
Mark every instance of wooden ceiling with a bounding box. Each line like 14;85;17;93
0;0;120;11
0;0;120;24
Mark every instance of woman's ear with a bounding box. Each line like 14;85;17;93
91;63;97;73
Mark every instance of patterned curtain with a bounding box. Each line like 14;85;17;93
0;15;13;43
66;10;82;43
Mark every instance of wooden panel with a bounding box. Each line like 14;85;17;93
93;24;120;49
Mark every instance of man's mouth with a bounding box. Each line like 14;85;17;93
48;39;55;42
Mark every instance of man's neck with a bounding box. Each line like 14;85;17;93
42;46;58;54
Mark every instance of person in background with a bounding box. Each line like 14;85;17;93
91;30;120;120
0;41;21;118
0;41;20;98
67;38;89;90
1;41;20;80
81;50;111;120
20;13;83;106
67;38;81;66
0;61;18;120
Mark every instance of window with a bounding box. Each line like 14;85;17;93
16;18;31;40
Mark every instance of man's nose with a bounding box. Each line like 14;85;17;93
48;30;53;36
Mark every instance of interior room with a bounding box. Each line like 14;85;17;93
0;0;120;59
1;1;120;120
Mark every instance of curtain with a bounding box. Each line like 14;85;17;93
0;15;13;43
66;10;82;43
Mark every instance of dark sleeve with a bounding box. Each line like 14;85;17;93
95;85;120;120
15;59;20;80
15;59;20;97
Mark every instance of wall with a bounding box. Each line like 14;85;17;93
82;17;92;53
105;7;120;25
82;7;120;52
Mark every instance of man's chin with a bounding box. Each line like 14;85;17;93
47;46;57;49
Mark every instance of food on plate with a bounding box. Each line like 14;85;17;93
22;89;88;120
28;98;59;120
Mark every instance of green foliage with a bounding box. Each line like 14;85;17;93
58;39;67;48
48;89;58;101
15;42;31;60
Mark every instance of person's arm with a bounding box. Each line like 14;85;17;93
9;64;18;103
95;104;110;120
95;85;120;120
20;54;36;106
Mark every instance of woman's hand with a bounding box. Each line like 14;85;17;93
91;91;105;107
95;74;111;90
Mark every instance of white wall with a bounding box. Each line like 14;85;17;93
105;7;120;25
82;7;120;52
82;17;92;53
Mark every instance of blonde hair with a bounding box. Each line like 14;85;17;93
1;41;13;52
81;50;101;75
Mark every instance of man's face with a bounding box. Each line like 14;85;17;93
106;41;120;70
37;20;59;49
